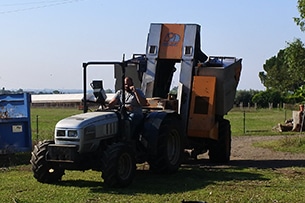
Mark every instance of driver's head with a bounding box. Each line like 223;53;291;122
124;77;133;91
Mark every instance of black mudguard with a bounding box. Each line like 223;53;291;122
142;111;176;155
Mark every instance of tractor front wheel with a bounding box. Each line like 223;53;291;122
30;140;65;183
101;143;136;188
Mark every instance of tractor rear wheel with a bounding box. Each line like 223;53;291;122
30;140;64;183
101;143;136;188
208;119;231;163
148;116;183;174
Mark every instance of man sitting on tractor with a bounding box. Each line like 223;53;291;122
108;77;148;137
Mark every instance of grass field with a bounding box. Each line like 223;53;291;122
30;107;296;139
1;164;305;203
1;107;305;202
226;108;295;136
30;108;81;142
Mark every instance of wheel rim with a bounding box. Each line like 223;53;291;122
118;152;133;180
167;129;181;165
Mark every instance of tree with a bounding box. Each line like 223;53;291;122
259;1;305;94
169;86;178;95
294;0;305;31
284;38;305;89
105;89;113;93
259;39;305;93
53;90;61;94
285;88;305;104
16;88;23;93
252;89;283;108
252;91;268;108
259;49;290;92
235;89;259;106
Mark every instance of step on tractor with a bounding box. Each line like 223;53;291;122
30;23;242;187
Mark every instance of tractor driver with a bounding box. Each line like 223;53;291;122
108;77;148;137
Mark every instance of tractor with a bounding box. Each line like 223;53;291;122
30;23;242;187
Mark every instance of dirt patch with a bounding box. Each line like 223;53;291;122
229;135;305;168
184;135;305;169
222;136;305;169
231;135;304;159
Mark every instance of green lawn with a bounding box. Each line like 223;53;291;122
225;108;295;136
30;108;81;142
1;163;305;202
254;135;305;153
30;107;297;140
1;107;305;202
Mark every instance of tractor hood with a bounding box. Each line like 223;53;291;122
55;111;118;129
54;111;119;153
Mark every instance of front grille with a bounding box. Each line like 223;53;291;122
56;138;80;142
47;144;78;162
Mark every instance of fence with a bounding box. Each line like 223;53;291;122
30;105;301;142
227;106;299;136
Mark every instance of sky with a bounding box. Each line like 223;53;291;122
0;0;304;92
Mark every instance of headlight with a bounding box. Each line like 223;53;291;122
57;130;65;137
68;130;78;137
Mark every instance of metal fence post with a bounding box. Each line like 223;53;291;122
243;111;246;134
36;115;39;142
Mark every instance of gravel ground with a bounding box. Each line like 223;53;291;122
229;135;305;168
183;135;305;169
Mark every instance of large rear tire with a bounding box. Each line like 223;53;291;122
30;140;64;183
208;119;231;163
148;116;183;174
101;143;136;188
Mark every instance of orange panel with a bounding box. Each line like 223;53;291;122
159;24;185;59
187;76;217;139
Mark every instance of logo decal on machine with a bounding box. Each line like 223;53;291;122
162;32;180;46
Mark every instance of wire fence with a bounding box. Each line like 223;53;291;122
227;105;300;136
31;105;303;140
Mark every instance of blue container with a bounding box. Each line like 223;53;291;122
0;93;32;154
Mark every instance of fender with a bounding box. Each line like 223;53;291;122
142;110;179;155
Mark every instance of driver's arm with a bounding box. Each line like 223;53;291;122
107;92;119;109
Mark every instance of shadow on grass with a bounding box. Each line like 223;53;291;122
55;157;305;194
123;168;267;194
54;165;268;195
49;156;305;194
183;158;305;169
229;159;305;169
0;152;31;167
6;152;304;194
